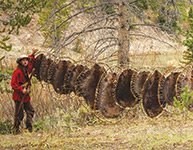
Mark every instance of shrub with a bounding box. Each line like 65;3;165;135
0;119;13;134
173;85;193;120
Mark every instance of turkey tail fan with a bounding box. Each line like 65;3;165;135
142;70;165;118
158;73;166;109
176;72;186;102
64;64;87;94
75;63;106;110
163;72;181;106
33;54;44;81
47;61;57;84
131;71;150;101
52;60;72;94
97;72;124;118
115;69;137;108
39;55;53;82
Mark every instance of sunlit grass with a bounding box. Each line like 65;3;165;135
1;116;193;149
130;51;183;69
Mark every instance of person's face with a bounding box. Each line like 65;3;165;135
20;58;29;67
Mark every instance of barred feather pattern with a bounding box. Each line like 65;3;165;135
64;64;86;94
62;63;76;94
47;61;57;84
39;55;47;81
158;75;166;108
142;70;164;118
164;72;181;106
131;71;150;99
52;60;72;94
75;69;91;96
176;73;185;102
75;64;105;109
97;72;123;118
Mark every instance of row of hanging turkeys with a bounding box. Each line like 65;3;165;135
33;53;193;118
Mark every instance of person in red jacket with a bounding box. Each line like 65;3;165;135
11;48;38;134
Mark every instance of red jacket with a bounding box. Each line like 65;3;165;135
11;55;35;102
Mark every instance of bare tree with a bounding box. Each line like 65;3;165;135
39;0;189;65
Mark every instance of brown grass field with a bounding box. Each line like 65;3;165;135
1;114;193;150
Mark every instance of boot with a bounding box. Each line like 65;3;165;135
13;120;21;135
26;123;33;133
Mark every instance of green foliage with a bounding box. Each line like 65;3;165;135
38;0;70;46
148;0;159;10
77;0;97;10
1;0;47;35
182;8;193;66
0;0;46;56
135;0;148;10
0;56;5;62
148;0;187;33
157;13;166;25
189;7;193;19
0;69;13;93
0;36;12;55
72;38;83;53
32;106;99;133
173;85;193;119
76;106;98;126
100;0;115;15
33;109;74;133
33;120;44;131
0;119;13;134
4;69;13;76
33;115;54;132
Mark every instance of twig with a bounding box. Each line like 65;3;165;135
36;0;77;31
130;33;174;47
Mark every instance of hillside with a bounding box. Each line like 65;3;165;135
0;11;186;70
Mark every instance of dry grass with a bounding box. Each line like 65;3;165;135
1;115;193;150
130;51;183;69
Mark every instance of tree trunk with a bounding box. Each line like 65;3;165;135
117;0;130;65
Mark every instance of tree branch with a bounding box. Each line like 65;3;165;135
93;43;118;60
37;0;77;31
59;26;116;50
50;2;119;33
130;33;174;47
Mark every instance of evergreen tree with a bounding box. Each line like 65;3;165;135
0;0;46;59
38;0;70;47
182;8;193;66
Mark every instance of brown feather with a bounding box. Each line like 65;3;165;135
142;70;164;118
116;69;137;108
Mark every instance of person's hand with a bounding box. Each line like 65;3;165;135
22;88;30;94
32;48;38;55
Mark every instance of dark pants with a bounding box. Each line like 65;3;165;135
14;100;34;134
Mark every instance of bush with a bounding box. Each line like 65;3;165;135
0;119;13;134
182;12;193;65
173;85;193;120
